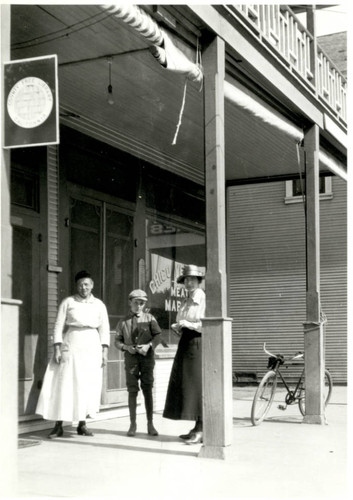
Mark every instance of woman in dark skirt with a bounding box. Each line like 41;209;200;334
163;265;205;445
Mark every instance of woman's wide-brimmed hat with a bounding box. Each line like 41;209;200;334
177;264;205;284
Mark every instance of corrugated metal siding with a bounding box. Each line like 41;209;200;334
227;177;347;384
47;146;60;359
320;178;347;383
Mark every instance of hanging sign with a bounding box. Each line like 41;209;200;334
3;54;59;148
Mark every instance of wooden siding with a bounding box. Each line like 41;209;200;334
227;177;347;384
47;146;60;359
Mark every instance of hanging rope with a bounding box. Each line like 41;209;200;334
296;141;306;212
172;79;188;145
171;38;203;145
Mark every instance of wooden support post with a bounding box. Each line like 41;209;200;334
303;124;326;425
198;36;233;459
1;5;19;495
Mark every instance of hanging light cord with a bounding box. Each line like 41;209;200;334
108;58;112;89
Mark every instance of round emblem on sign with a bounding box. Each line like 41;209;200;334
7;76;53;129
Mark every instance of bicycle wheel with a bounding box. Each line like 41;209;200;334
298;369;333;416
251;370;277;426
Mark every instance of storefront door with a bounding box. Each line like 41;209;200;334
12;213;44;415
69;190;134;406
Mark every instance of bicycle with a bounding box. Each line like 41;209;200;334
251;343;333;426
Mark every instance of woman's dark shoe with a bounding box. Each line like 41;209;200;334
147;422;158;436
184;432;203;445
77;425;94;436
179;427;196;440
48;424;63;439
127;423;137;437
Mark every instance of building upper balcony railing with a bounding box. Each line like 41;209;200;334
227;4;347;126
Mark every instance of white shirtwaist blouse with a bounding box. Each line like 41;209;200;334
176;288;205;332
36;294;110;422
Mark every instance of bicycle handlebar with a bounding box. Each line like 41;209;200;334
263;343;304;362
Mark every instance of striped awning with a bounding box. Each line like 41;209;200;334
101;4;203;83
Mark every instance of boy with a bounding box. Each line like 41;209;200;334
115;289;162;436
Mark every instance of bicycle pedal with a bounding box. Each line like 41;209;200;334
278;404;287;410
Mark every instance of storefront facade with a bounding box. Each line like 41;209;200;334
11;125;206;416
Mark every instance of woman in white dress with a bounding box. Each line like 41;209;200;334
36;270;110;438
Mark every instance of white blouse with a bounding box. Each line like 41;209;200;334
176;287;206;333
53;294;110;346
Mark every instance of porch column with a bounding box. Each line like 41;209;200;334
198;36;233;460
303;124;326;424
1;4;19;495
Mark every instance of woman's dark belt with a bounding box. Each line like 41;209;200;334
181;327;201;339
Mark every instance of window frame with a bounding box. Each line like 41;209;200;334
284;177;333;204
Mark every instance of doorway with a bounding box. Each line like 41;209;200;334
12;213;46;415
68;188;134;405
11;161;47;416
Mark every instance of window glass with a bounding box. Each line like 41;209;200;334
292;177;326;196
145;218;205;345
11;168;39;211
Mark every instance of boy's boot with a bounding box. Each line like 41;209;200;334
143;389;158;436
77;420;94;436
127;392;137;436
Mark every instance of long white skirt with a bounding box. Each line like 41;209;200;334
36;327;103;422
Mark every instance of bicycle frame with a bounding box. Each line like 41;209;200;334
265;343;305;407
275;365;305;407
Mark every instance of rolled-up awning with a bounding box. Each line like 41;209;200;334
224;79;304;143
101;4;202;82
225;79;347;180
319;149;347;181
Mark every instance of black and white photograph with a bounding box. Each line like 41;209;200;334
0;1;350;499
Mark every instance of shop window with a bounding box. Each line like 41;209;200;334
61;127;138;203
11;167;39;212
145;171;205;225
284;177;333;204
145;218;205;346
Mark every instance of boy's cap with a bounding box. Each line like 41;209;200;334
129;289;148;301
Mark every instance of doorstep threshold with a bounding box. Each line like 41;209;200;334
18;403;144;435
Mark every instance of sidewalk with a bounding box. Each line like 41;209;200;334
16;386;349;500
